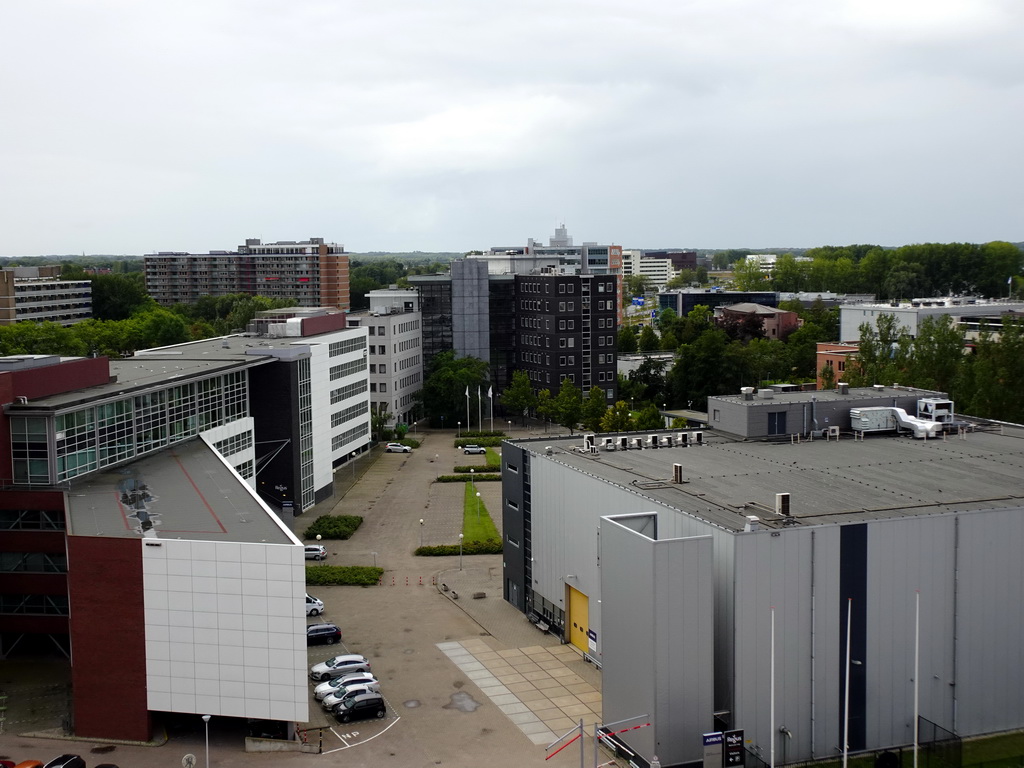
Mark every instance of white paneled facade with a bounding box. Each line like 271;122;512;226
202;417;256;486
142;538;308;721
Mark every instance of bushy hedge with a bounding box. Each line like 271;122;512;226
303;515;363;540
392;438;420;448
453;465;501;473
306;565;384;586
415;539;502;556
436;474;501;482
458;430;506;438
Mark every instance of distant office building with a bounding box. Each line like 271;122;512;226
622;250;698;289
838;298;1024;342
514;273;618;401
347;288;424;428
0;266;92;326
144;237;349;310
658;289;779;316
408;261;517;391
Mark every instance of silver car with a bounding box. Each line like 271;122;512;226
310;654;371;682
321;682;376;711
314;672;379;701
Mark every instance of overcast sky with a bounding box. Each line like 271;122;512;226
1;1;1021;256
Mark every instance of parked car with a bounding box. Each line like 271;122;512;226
462;444;486;454
385;442;411;453
314;672;379;700
306;623;343;646
310;654;371;681
42;757;85;768
305;544;327;561
13;762;44;768
321;682;376;711
305;593;324;616
334;692;386;723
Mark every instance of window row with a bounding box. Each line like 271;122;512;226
332;422;370;451
330;357;367;380
329;336;366;357
330;379;368;404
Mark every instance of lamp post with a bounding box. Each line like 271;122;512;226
371;551;377;568
475;491;481;520
457;420;461;438
507;419;512;435
202;714;211;768
435;454;439;479
350;451;357;481
419;518;424;547
470;467;474;489
458;533;464;571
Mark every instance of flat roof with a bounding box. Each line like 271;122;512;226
66;438;297;544
508;425;1024;532
709;385;946;407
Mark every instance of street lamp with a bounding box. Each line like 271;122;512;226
202;714;211;768
419;518;424;547
458;533;464;571
507;419;512;435
350;451;357;480
371;551;377;567
475;491;481;520
457;420;461;437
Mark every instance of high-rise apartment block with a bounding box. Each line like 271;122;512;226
0;266;92;326
144;237;349;310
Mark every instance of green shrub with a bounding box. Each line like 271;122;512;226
415;539;502;556
303;515;363;540
458;430;506;438
435;474;501;482
453;465;501;473
306;565;384;586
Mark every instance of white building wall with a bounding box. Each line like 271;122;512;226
142;538;307;721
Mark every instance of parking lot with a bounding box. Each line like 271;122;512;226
0;428;614;768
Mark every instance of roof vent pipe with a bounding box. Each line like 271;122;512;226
838;382;849;395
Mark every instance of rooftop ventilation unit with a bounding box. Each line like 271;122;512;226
677;432;688;446
661;434;674;448
837;382;849;395
583;434;595;451
745;516;760;532
618;436;629;450
672;463;684;484
647;435;659;448
631;437;644;450
758;389;774;399
828;425;840;438
741;387;755;401
692;431;704;445
601;437;616;451
776;492;791;516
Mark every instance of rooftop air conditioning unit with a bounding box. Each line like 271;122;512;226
647;435;659;448
745;516;761;532
672;463;684;483
692;431;704;444
837;382;849;395
602;437;615;451
631;437;644;450
776;492;791;516
677;432;688;446
741;387;755;401
758;389;774;399
618;436;629;450
583;434;595;450
661;435;674;447
828;425;840;438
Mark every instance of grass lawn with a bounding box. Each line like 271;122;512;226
463;481;500;543
485;446;500;465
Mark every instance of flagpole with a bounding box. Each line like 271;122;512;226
477;385;482;429
488;386;493;432
465;386;470;432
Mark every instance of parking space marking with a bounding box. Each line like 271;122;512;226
323;715;401;752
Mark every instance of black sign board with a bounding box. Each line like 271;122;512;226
724;729;745;767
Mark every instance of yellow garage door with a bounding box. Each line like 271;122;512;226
567;585;589;653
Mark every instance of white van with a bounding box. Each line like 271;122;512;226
306;594;324;616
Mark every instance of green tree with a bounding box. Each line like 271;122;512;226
819;363;836;390
91;273;152;320
633;403;663;430
732;258;769;291
599;401;634;432
638;325;660;352
581;387;609;432
771;254;807;292
617;326;638;354
500;370;537;425
552;377;583;434
959;318;1024;421
906;315;966;393
416;351;489;427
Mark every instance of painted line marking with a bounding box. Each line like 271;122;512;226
323;716;401;752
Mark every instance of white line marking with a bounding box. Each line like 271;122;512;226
323;717;401;753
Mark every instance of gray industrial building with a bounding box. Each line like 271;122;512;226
501;388;1024;767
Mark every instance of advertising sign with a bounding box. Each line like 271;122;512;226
703;732;724;768
724;730;745;767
